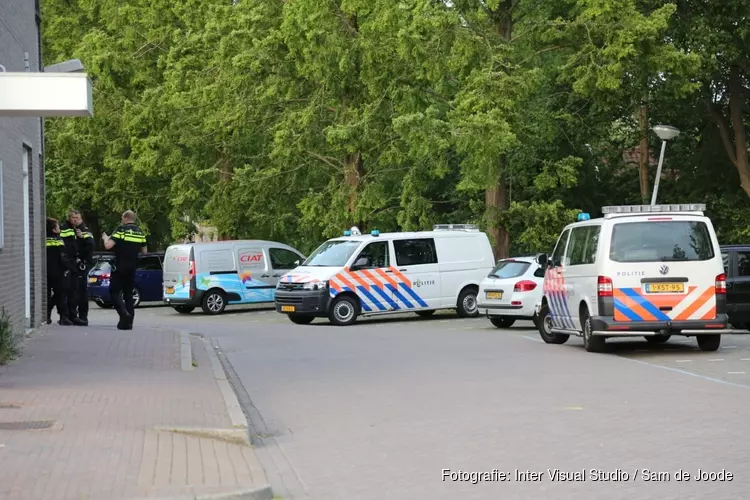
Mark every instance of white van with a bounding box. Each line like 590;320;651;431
162;240;306;315
274;225;495;325
536;204;729;352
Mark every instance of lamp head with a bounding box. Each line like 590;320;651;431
653;125;680;141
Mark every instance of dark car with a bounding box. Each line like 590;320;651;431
87;252;165;308
721;245;750;330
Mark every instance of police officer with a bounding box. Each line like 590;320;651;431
102;210;147;330
46;218;73;326
60;209;95;326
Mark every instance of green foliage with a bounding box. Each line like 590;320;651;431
0;308;21;365
42;0;750;257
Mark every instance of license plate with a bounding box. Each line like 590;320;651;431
88;277;97;283
165;287;175;294
281;305;296;312
646;283;684;293
486;291;503;300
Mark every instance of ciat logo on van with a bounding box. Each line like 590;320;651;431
239;252;263;263
174;256;188;262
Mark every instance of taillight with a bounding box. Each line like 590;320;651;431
715;273;726;294
100;273;110;279
189;260;196;277
598;276;613;297
514;280;537;292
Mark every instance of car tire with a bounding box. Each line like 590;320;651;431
456;287;479;318
173;305;195;314
582;312;605;353
132;287;141;308
201;290;227;315
645;334;671;344
328;295;359;326
538;303;569;344
96;302;113;309
416;310;436;318
490;317;516;328
289;314;315;325
697;334;721;352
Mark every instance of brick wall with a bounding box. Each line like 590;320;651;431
0;0;46;338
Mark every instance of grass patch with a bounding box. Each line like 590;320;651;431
0;308;21;365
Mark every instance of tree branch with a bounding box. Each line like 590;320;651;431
729;66;748;168
707;102;738;166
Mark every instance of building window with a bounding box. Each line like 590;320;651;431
0;161;4;249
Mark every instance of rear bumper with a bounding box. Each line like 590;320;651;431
590;314;729;335
88;285;111;303
163;290;204;307
478;303;536;319
275;289;330;316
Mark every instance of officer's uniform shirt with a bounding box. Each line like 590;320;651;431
111;224;147;271
59;221;78;264
46;231;69;278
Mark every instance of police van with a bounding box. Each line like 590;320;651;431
274;225;495;325
535;204;728;352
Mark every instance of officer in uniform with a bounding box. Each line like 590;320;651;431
60;209;95;326
46;218;73;325
102;210;147;330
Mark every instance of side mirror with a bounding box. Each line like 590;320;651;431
351;257;368;269
536;254;548;267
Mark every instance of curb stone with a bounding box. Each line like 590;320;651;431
125;484;274;500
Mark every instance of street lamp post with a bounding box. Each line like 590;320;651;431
650;125;680;206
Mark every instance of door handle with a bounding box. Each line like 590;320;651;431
261;274;270;278
398;268;407;272
384;269;393;273
272;274;282;277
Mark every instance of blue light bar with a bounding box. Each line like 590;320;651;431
371;230;380;236
577;213;591;221
343;230;352;236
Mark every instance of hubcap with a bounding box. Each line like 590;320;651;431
334;301;354;322
207;294;223;312
463;293;477;314
543;314;553;334
132;290;140;305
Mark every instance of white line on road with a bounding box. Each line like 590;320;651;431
722;346;738;349
707;359;724;362
675;360;692;363
522;335;543;343
622;358;750;390
742;359;750;361
728;372;746;375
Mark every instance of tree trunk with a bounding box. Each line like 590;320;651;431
484;0;513;259
708;66;750;198
638;104;650;204
345;151;364;228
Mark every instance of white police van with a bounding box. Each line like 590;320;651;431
274;225;495;325
536;204;728;352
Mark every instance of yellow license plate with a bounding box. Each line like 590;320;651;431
486;291;503;300
281;305;296;312
88;277;97;283
165;287;175;294
646;283;684;293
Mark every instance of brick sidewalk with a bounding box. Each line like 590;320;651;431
0;322;271;500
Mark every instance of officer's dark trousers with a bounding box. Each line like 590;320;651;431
109;268;136;326
47;274;69;320
66;271;89;320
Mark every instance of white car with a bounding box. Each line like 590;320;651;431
477;257;545;328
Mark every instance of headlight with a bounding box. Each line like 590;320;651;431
302;281;328;291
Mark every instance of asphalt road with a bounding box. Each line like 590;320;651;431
90;302;750;500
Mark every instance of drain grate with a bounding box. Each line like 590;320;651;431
0;420;56;430
0;404;22;409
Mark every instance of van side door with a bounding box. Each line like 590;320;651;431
544;228;573;329
344;240;397;313
390;238;439;310
729;250;750;327
564;225;601;329
236;246;272;302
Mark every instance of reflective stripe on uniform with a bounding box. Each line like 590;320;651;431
80;232;94;239
112;231;146;244
59;229;75;238
46;238;64;247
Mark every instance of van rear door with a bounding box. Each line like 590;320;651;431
607;217;721;323
163;245;193;300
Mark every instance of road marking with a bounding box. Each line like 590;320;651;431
622;358;750;390
728;372;746;375
522;335;543;343
707;359;724;362
722;346;738;349
675;360;692;363
563;406;584;411
741;359;750;361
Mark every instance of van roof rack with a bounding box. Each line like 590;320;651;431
602;204;705;218
433;224;479;231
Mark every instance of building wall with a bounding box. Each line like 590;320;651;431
0;0;46;337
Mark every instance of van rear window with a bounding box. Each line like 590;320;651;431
609;221;714;263
489;260;530;279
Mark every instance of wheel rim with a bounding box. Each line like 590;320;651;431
334;301;354;323
583;319;591;345
132;290;140;305
207;294;223;312
543;314;553;335
462;293;477;314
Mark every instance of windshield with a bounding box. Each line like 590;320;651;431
489;260;530;279
610;221;715;263
303;240;362;267
91;260;112;273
